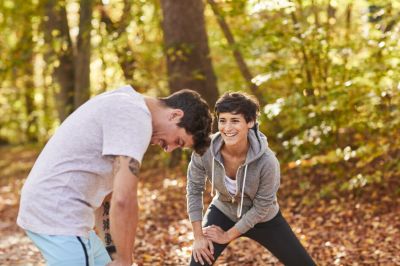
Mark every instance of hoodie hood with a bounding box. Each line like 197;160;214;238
209;123;269;217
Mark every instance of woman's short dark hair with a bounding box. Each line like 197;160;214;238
160;89;212;155
215;92;260;123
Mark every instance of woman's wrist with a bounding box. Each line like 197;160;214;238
192;221;205;239
194;233;206;240
225;227;241;243
219;232;229;244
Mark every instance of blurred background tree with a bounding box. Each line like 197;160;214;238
0;0;399;198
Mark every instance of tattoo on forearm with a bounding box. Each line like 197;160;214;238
102;201;113;247
128;158;140;176
103;201;110;217
105;232;113;246
112;156;140;177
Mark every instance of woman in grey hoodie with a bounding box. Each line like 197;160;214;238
187;92;315;266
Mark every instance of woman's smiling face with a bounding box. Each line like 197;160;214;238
218;112;254;146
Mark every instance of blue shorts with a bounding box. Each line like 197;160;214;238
26;230;111;266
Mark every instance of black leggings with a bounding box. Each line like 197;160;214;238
189;205;316;266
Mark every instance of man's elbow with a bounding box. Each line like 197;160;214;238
112;194;138;210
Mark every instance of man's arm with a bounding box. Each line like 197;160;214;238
108;155;140;266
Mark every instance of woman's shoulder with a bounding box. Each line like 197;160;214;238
196;132;221;160
257;148;280;169
191;146;212;163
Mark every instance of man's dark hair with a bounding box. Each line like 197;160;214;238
214;92;260;123
160;89;212;155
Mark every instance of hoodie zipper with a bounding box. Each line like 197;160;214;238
233;165;245;203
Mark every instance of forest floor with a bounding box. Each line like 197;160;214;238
0;145;399;266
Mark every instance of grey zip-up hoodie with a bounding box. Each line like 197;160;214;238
187;126;280;234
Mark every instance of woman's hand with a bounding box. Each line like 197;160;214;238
192;235;214;265
203;225;231;244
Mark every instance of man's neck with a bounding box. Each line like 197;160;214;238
144;97;163;130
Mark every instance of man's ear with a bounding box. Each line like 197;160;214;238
169;109;184;121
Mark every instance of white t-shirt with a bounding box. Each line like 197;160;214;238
17;86;152;237
224;175;237;196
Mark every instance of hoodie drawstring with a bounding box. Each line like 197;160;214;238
211;159;215;196
237;164;248;218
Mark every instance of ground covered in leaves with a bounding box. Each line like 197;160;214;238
0;145;399;265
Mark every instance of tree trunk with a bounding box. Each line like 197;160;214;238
99;1;137;87
160;0;219;167
290;7;314;99
74;0;94;109
207;0;265;105
19;18;39;142
323;1;335;90
160;0;219;108
22;56;38;142
43;0;75;121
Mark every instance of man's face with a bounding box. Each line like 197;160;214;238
150;110;194;152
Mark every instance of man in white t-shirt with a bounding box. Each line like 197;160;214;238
17;85;212;266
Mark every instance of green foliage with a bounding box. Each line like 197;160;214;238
0;0;398;195
246;0;400;195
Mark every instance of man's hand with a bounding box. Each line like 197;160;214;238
192;235;214;265
203;225;231;244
